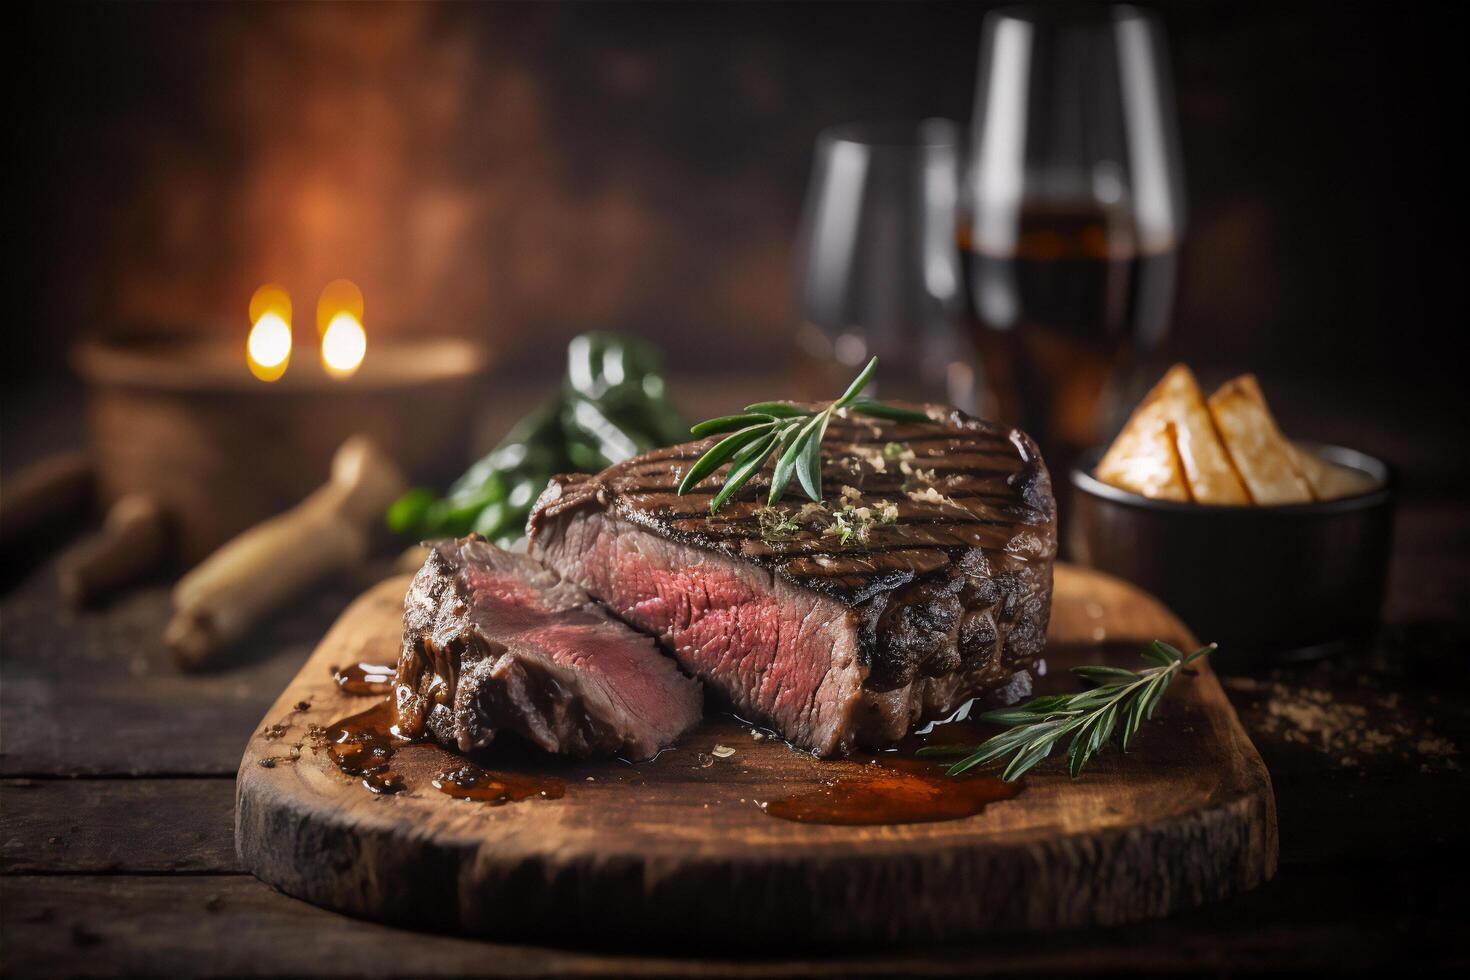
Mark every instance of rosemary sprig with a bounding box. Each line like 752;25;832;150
678;357;929;514
917;641;1217;781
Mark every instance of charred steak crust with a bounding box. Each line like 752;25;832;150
529;403;1056;754
395;535;702;761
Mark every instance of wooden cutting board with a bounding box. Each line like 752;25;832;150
236;563;1276;944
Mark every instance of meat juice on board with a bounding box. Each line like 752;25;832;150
322;672;566;804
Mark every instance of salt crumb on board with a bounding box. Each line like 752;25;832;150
1225;677;1461;771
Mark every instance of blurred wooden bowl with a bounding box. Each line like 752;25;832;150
74;334;487;564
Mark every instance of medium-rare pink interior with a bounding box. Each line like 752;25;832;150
395;536;702;761
533;509;865;756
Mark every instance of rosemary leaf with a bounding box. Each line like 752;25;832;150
764;421;807;505
973;707;1061;726
677;423;772;494
834;356;878;407
690;413;773;438
1045;688;1116;713
1153;640;1187;662
846;399;931;422
731;427;779;467
1008;694;1074;714
796;410;831;502
1145;671;1173;720
770;418;820;504
1141;644;1176;668
945;737;1020;776
1066;722;1093;778
1002;729;1065;781
708;431;778;514
1183;645;1215;665
1071;665;1139;683
1096;700;1119;749
1122;682;1150;751
744;401;810;418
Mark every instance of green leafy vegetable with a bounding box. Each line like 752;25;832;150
389;333;684;548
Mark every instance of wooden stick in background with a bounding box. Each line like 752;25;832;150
58;494;169;606
0;451;95;554
165;436;406;671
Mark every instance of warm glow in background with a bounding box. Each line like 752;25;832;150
246;312;292;382
5;2;1458;387
246;283;293;381
320;313;367;378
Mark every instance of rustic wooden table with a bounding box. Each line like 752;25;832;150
2;376;1467;975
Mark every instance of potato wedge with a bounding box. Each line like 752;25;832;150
1155;365;1251;504
1096;393;1190;503
1290;442;1379;501
1207;375;1312;505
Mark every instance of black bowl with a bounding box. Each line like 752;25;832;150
1069;444;1395;665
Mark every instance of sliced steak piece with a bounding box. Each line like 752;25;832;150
394;535;702;761
530;403;1056;757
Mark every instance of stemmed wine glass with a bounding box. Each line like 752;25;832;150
961;4;1186;465
792;119;976;410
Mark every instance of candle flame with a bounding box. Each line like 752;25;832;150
321;311;367;378
246;283;293;382
317;279;366;379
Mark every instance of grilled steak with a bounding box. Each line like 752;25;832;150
530;403;1055;757
394;536;702;761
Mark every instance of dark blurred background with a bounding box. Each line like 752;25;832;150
5;2;1464;434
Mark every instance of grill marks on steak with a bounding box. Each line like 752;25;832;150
394;536;702;761
529;404;1056;756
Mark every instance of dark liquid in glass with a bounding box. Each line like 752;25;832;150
960;201;1178;461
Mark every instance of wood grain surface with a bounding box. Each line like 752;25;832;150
235;563;1277;943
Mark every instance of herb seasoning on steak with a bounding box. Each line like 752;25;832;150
395;536;702;761
529;403;1055;757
